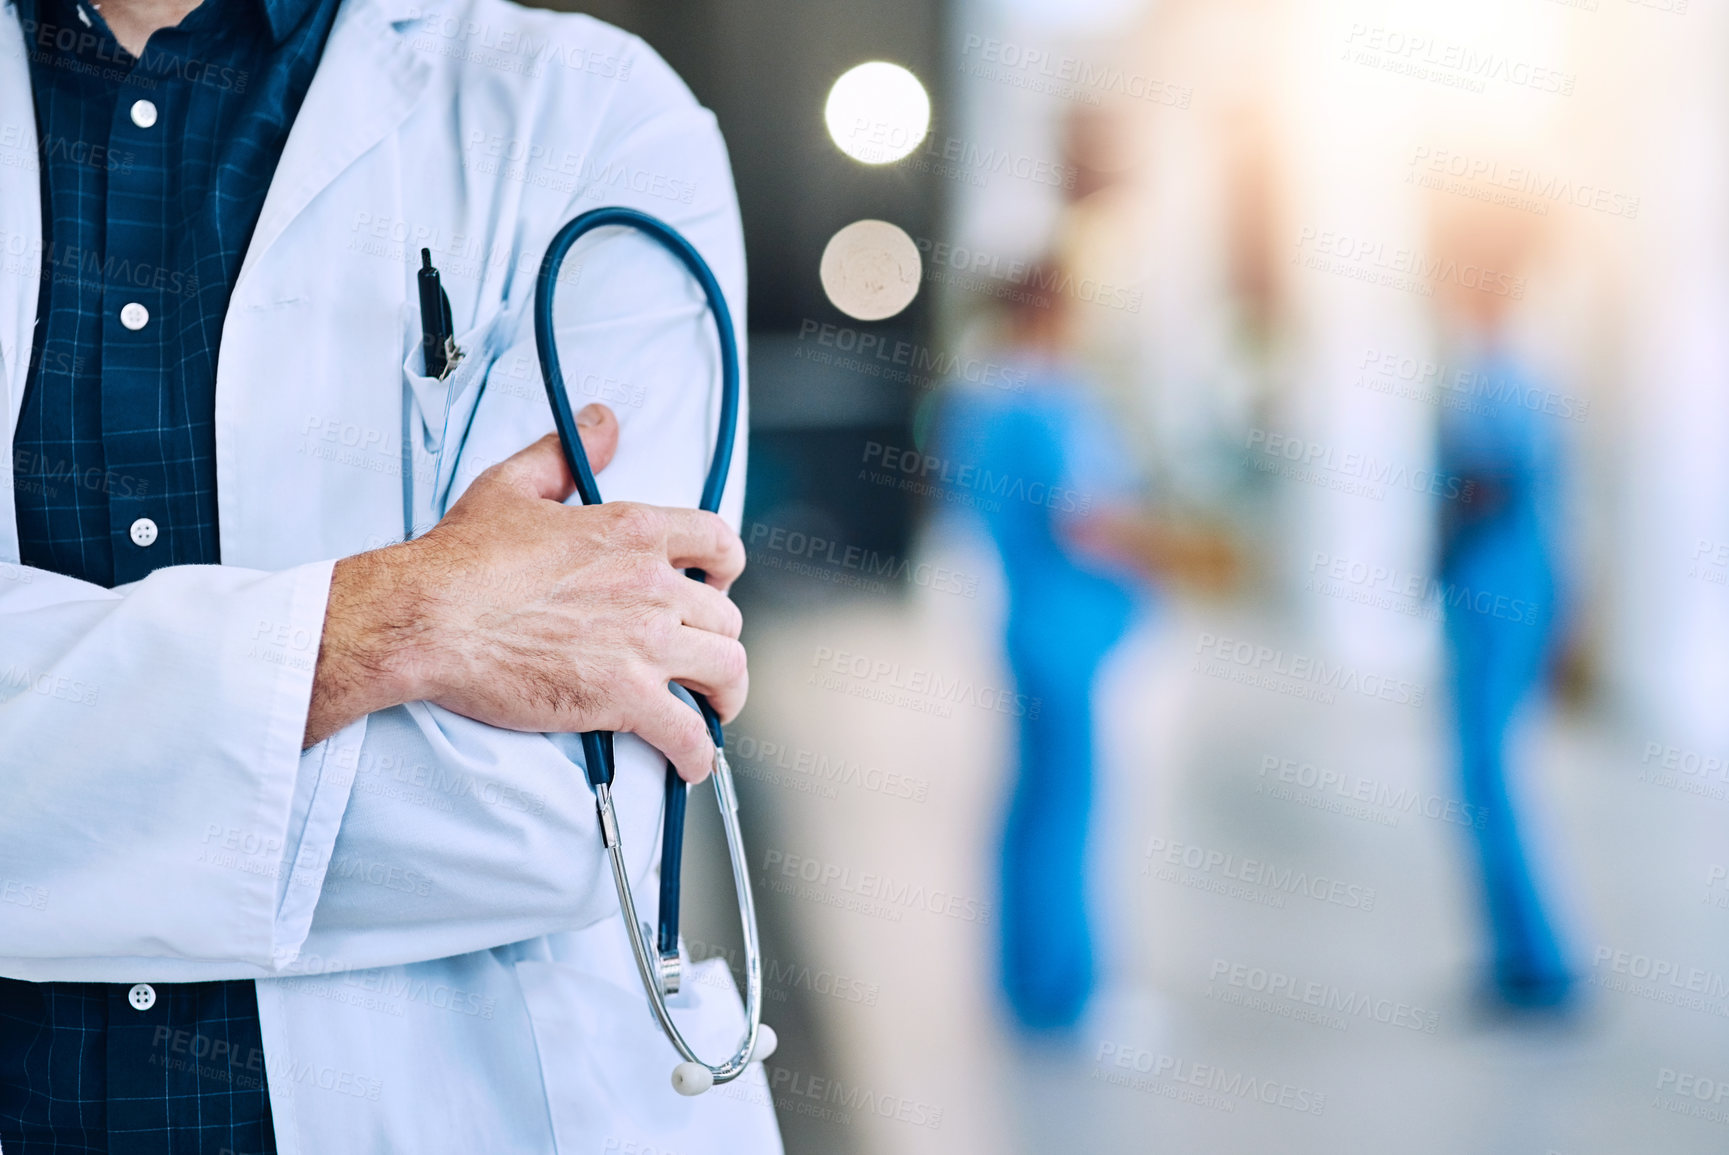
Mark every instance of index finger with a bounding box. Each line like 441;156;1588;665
660;509;745;590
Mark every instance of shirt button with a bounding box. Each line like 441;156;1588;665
129;517;159;547
127;983;156;1011
130;99;158;129
120;302;150;331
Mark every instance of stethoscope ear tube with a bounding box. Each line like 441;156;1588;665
534;207;761;1090
595;752;765;1092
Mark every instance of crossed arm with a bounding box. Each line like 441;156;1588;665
304;404;748;784
0;404;751;978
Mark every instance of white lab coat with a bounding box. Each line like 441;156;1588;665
0;0;781;1150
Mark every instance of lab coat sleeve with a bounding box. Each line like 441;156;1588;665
282;41;752;973
0;557;344;977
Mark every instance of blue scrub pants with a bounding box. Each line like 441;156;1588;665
1442;518;1573;1006
999;581;1133;1032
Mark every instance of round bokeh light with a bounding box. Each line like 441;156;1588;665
819;220;923;321
824;62;931;165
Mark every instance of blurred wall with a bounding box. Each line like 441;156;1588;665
546;0;955;626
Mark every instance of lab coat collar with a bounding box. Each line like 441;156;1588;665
0;1;41;435
235;0;431;294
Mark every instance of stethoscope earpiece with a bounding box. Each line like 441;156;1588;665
670;1018;776;1095
671;1061;714;1097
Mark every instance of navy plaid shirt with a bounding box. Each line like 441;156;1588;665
2;0;340;1149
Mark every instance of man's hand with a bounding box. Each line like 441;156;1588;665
303;403;746;782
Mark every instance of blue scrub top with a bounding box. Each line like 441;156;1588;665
1436;348;1564;561
938;359;1145;659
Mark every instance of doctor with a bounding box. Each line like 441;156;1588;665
0;0;781;1150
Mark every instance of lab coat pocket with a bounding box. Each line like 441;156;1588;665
400;309;507;526
514;957;782;1155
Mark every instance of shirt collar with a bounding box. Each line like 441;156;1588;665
12;0;319;48
257;0;322;44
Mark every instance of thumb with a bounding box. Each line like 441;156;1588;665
493;404;620;502
576;402;620;475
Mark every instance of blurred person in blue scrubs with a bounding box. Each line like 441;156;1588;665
935;268;1239;1033
936;275;1144;1033
1431;209;1576;1011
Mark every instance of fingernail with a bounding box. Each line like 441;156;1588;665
577;403;604;428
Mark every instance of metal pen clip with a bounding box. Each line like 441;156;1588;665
437;337;463;382
418;248;463;380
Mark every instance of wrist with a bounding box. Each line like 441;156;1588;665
324;541;445;709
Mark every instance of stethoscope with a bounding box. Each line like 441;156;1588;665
404;207;770;1096
533;207;772;1095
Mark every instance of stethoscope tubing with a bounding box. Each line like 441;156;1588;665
532;206;761;1089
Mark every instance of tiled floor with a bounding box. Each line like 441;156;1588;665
714;536;1729;1155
